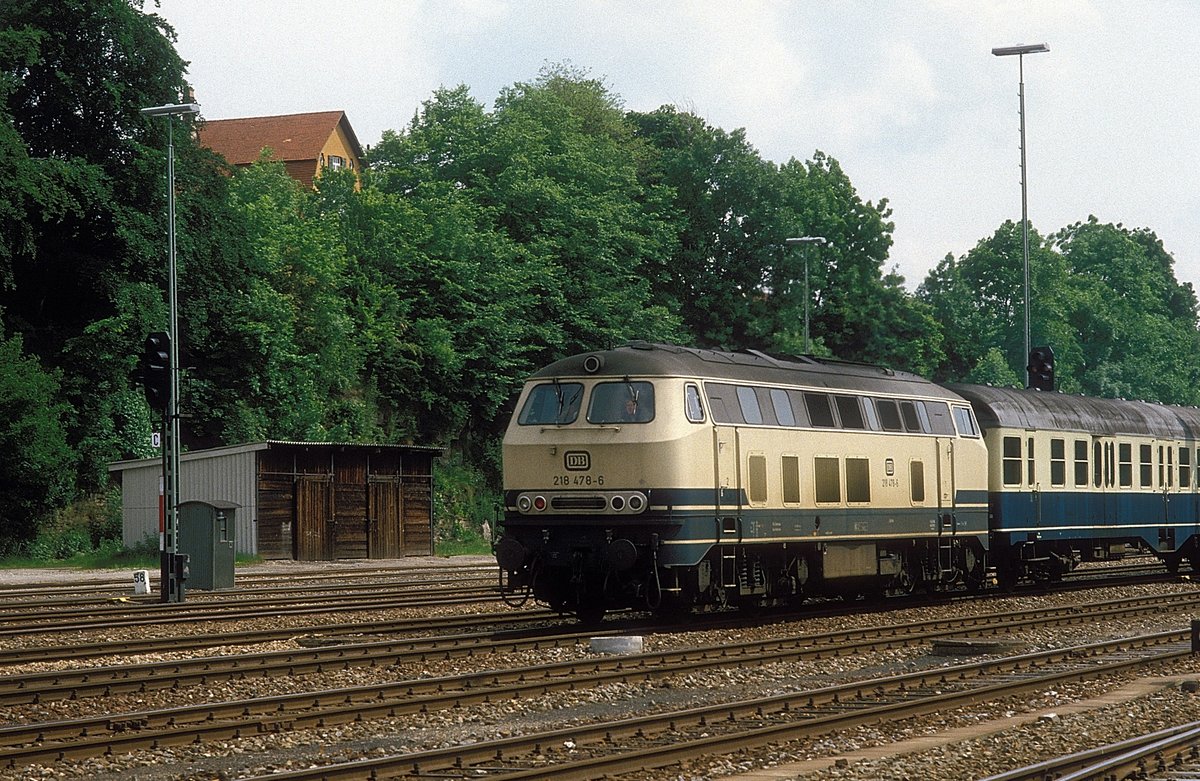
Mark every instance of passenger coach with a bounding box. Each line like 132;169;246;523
951;384;1200;582
495;342;990;620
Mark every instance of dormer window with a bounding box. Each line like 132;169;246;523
328;155;345;170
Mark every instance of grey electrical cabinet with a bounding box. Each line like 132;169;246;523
178;500;236;590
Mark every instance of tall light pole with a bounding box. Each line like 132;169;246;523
140;101;199;603
992;42;1049;388
784;236;828;353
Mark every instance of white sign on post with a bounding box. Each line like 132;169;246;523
151;432;161;449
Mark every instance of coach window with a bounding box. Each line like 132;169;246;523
910;461;926;503
805;393;837;428
518;382;583;425
900;401;921;432
846;457;871;503
815;457;841;503
1181;447;1192;489
952;406;979;437
1027;437;1035;486
1050;439;1066;487
835;395;866;429
877;399;903;431
782;455;801;504
1074;440;1089;487
737;386;764;425
770;389;795;427
588;381;655;424
1168;447;1175;488
1002;436;1022;486
1118;443;1133;487
685;384;705;423
748;454;768;504
1139;444;1153;488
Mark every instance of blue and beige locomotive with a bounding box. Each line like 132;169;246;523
493;342;1200;620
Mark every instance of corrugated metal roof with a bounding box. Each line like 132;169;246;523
109;440;443;472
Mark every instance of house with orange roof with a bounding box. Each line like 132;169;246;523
198;110;364;188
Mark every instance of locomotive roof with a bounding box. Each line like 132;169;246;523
949;383;1200;439
531;342;963;399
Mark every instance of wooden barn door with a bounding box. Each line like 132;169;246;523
296;476;333;561
368;476;403;558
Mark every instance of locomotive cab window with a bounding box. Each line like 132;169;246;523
685;383;705;423
587;381;655;424
518;382;584;425
922;401;956;435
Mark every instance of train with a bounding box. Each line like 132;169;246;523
492;341;1200;621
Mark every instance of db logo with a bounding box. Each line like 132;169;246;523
564;451;591;471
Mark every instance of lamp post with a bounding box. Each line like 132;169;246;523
140;101;199;603
992;42;1049;388
784;236;828;353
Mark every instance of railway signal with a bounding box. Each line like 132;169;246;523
141;331;171;412
1027;346;1055;392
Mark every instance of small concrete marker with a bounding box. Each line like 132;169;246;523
590;636;644;654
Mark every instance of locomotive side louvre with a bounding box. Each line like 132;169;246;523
496;342;991;620
950;383;1200;580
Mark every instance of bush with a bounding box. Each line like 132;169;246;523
433;452;500;546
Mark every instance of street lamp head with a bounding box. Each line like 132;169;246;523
140;102;201;117
785;236;827;246
991;43;1049;57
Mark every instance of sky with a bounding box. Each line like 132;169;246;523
154;0;1200;292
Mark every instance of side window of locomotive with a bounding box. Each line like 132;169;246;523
921;401;956;435
846;457;871;503
951;406;979;437
705;383;739;424
900;401;921;432
1181;447;1192;490
784;390;812;427
1002;436;1022;486
1139;444;1153;488
1050;439;1066;487
518;382;584;425
876;399;903;431
814;457;841;503
910;460;926;503
1118;443;1133;487
587;381;655;424
1074;440;1089;487
835;395;866;429
770;389;796;427
736;386;764;425
805;393;837;428
862;397;881;430
782;455;801;504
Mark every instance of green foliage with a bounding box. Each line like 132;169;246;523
0;333;75;545
433;452;500;544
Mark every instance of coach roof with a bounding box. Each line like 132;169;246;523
950;383;1200;439
531;342;963;399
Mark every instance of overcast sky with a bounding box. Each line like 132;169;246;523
155;0;1200;292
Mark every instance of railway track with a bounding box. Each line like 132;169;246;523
235;632;1192;780
981;720;1200;780
2;590;1198;771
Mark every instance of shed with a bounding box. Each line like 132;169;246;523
108;441;442;561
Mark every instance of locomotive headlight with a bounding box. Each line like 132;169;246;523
517;495;532;513
628;494;645;512
610;495;626;511
532;495;547;512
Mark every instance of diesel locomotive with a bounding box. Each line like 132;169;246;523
493;342;1200;621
